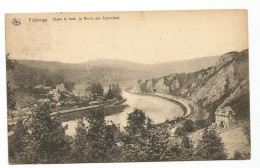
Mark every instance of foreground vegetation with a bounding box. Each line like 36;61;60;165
9;102;250;164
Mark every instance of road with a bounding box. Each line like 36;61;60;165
145;92;199;120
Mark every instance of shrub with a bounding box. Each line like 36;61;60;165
195;128;227;160
183;120;195;133
175;126;187;136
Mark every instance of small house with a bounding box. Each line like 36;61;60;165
215;106;236;128
35;84;44;89
56;83;66;92
52;94;60;102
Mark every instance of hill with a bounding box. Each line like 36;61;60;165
17;56;220;85
132;49;249;121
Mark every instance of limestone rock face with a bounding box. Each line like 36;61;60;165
131;49;249;117
146;80;154;92
154;78;169;93
192;63;238;107
218;79;249;108
130;81;142;93
172;79;180;89
216;52;237;68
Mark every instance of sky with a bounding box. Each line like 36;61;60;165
6;10;248;64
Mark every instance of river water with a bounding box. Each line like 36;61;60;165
63;91;184;136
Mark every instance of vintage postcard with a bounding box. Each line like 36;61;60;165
5;10;250;164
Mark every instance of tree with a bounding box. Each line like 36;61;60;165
121;109;151;161
64;81;75;92
85;108;119;162
73;108;120;162
174;126;187;136
125;109;147;134
29;103;71;163
106;85;115;99
114;84;121;95
87;83;104;96
195;128;227;160
179;134;194;160
105;83;123;100
7;81;16;111
183;120;195;133
8;119;31;163
9;103;71;164
121;109;171;162
195;119;210;130
44;77;54;87
71;119;89;162
6;53;16;72
6;53;17;113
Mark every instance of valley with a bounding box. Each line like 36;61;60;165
7;49;250;160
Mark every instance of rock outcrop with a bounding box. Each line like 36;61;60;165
131;49;249;119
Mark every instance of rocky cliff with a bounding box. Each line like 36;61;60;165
131;49;249;120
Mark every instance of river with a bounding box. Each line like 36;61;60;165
63;91;184;136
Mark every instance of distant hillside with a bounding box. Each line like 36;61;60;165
84;56;220;74
11;63;65;90
132;49;249;121
17;56;220;85
149;56;220;76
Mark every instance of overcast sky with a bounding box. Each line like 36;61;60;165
6;10;248;64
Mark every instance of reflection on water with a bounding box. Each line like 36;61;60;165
63;91;184;136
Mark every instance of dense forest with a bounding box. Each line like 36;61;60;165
12;63;66;91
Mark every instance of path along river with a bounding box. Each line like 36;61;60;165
63;91;185;136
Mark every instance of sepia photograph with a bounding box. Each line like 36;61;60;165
5;10;250;164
